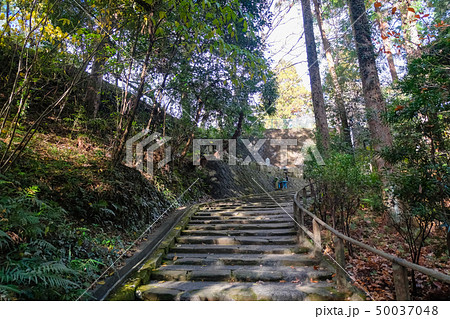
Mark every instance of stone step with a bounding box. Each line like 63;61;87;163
191;214;291;221
212;200;292;205
185;222;295;231
181;228;297;237
165;253;318;267
194;210;290;217
211;194;294;202
201;204;292;211
136;281;348;301
198;209;293;215
187;217;293;225
171;244;305;255
206;202;293;208
150;265;333;283
112;190;360;301
176;235;297;245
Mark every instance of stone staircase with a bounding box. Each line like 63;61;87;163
133;191;358;301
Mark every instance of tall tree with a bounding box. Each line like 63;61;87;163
312;0;352;148
300;0;330;152
85;39;108;118
109;0;273;165
374;4;398;81
268;60;311;120
347;0;392;163
398;0;420;59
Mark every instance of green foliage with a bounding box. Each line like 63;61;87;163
0;188;79;299
304;150;382;242
382;30;450;260
267;60;311;119
0;188;66;242
0;182;132;300
0;260;78;294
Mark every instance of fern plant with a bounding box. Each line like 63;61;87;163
0;189;80;300
0;259;79;300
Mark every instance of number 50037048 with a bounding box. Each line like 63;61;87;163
375;306;438;316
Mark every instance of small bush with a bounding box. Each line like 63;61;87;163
304;150;382;252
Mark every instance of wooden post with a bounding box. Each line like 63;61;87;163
299;207;304;227
298;206;305;243
293;202;299;227
393;262;410;301
334;237;346;288
302;187;307;207
312;219;321;256
310;183;316;198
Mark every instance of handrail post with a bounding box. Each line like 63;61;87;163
293;200;299;228
393;262;410;301
334;237;346;288
312;219;321;257
294;194;305;244
302;187;307;207
299;205;305;243
299;206;304;228
310;183;316;199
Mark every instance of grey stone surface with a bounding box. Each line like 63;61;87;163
129;190;359;301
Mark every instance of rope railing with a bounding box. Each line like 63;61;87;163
293;183;450;301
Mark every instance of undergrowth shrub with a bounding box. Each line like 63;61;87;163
0;186;78;299
0;181;112;300
304;150;382;253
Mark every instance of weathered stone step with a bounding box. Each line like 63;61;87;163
112;190;361;301
171;244;304;255
204;200;291;206
202;204;291;210
181;228;297;237
176;235;297;245
185;222;294;231
165;253;318;267
198;209;293;215
136;281;348;301
191;214;291;221
211;200;292;205
188;217;293;225
209;195;293;202
194;210;290;217
150;265;333;282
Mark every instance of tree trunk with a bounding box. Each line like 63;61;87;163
398;0;420;59
231;111;244;140
111;40;153;166
86;54;104;118
374;6;398;81
300;0;330;152
312;0;351;148
347;0;392;163
447;230;450;256
146;72;170;130
6;1;11;37
85;36;109;118
180;99;204;158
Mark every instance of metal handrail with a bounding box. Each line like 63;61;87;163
293;185;450;300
